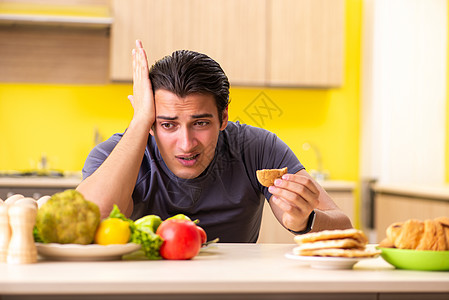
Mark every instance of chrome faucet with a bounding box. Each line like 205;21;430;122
38;153;48;171
302;142;329;182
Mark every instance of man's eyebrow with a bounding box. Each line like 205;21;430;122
156;113;213;120
191;113;213;119
156;115;178;120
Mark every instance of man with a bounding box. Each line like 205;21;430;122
77;40;352;243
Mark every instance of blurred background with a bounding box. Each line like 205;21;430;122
0;0;448;242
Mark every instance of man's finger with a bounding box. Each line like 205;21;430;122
282;174;319;195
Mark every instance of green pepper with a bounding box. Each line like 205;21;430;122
166;214;191;221
167;214;200;224
135;215;162;233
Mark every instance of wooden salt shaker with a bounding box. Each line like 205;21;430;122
5;194;24;206
0;202;10;263
7;198;38;264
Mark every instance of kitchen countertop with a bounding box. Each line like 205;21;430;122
373;182;449;201
0;176;353;191
0;176;81;188
319;180;355;191
0;243;448;299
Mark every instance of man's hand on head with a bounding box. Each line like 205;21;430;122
129;40;155;130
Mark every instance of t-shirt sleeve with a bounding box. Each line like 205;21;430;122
81;134;122;180
241;125;304;201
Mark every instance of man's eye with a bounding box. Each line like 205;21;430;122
161;123;174;129
195;121;209;127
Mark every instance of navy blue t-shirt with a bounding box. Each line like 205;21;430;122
82;121;304;242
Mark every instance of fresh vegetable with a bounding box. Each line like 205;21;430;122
33;227;43;243
167;213;191;221
35;190;100;244
108;205;163;260
94;218;131;245
167;213;199;224
135;214;162;233
156;219;202;260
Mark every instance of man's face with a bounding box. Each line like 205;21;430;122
151;89;228;179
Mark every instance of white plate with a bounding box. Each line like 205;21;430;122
285;252;369;270
36;243;141;261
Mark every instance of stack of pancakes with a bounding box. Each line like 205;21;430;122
379;217;449;251
293;228;380;258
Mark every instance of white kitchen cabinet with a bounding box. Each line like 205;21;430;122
257;180;355;243
110;0;344;87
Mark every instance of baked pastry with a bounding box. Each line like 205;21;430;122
294;228;368;245
297;248;380;258
395;219;424;249
436;217;449;247
256;167;288;187
380;217;449;251
294;238;365;251
293;228;380;258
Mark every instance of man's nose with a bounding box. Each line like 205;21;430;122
178;127;197;151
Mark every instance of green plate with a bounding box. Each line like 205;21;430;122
378;247;449;271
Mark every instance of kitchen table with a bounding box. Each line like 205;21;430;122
0;243;448;300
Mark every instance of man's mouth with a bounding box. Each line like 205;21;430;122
177;154;200;161
176;153;200;167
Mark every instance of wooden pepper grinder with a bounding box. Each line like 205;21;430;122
7;198;38;264
0;201;10;263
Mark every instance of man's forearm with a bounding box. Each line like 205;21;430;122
76;118;151;218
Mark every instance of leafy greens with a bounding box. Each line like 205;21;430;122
108;205;163;260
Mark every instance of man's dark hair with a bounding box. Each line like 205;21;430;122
149;50;230;125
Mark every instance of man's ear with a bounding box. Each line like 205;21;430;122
150;125;155;136
220;106;229;131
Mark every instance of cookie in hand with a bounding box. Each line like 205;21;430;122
256;167;288;187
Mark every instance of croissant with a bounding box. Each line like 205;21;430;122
379;217;449;251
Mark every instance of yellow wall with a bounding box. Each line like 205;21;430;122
0;83;133;171
0;1;360;225
0;1;362;175
1;0;448;228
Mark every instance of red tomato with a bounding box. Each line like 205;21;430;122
196;226;207;244
156;219;201;260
